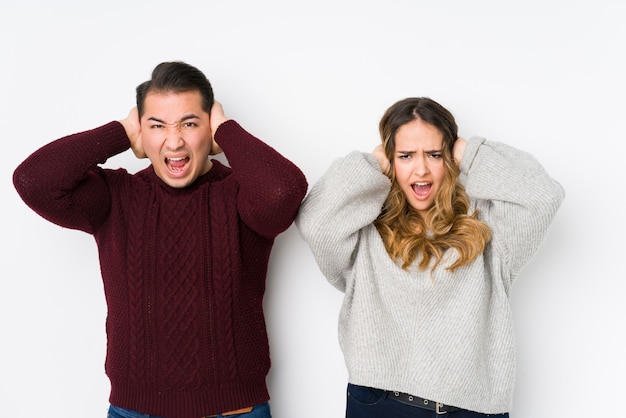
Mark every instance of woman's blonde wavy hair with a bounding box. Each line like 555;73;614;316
374;98;491;272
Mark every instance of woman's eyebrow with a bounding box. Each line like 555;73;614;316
396;149;442;154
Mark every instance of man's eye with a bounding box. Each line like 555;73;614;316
151;124;164;129
183;122;197;128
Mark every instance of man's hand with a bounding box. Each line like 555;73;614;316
119;107;146;159
209;101;228;155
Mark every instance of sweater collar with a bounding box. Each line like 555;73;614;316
142;158;231;193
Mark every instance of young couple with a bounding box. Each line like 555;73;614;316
13;61;564;418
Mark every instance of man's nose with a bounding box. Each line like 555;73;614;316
164;124;184;148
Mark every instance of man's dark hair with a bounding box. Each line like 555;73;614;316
136;61;214;117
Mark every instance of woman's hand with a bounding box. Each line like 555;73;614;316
372;144;390;174
453;137;467;167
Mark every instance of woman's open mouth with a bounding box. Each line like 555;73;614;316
412;182;432;199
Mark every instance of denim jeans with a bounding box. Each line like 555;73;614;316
107;403;271;418
346;384;509;418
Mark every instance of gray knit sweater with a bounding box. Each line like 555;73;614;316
295;136;564;413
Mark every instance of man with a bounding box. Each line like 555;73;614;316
13;61;308;418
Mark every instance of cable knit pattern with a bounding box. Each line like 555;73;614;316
13;120;308;418
127;183;150;386
158;192;203;390
209;181;238;381
295;137;564;414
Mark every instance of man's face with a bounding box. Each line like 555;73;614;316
140;90;214;188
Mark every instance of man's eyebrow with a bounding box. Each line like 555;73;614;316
179;114;200;122
147;116;166;124
147;114;200;124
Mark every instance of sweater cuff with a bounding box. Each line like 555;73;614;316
459;136;486;175
102;121;133;156
213;119;243;141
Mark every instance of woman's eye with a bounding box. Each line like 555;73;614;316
429;153;442;159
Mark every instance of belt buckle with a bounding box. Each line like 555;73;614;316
436;402;447;414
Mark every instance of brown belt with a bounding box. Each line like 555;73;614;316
206;406;254;417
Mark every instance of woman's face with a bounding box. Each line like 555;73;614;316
393;118;446;216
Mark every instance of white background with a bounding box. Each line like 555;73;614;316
1;1;624;417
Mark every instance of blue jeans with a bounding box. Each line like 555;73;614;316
107;403;271;418
346;384;509;418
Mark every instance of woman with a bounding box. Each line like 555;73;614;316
295;97;564;417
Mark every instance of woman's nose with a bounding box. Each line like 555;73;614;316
413;156;429;176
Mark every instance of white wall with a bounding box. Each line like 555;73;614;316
1;1;624;417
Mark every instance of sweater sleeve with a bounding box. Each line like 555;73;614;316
214;120;308;239
13;121;131;234
460;136;565;282
295;151;391;291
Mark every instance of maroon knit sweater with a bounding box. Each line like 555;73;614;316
13;120;308;418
